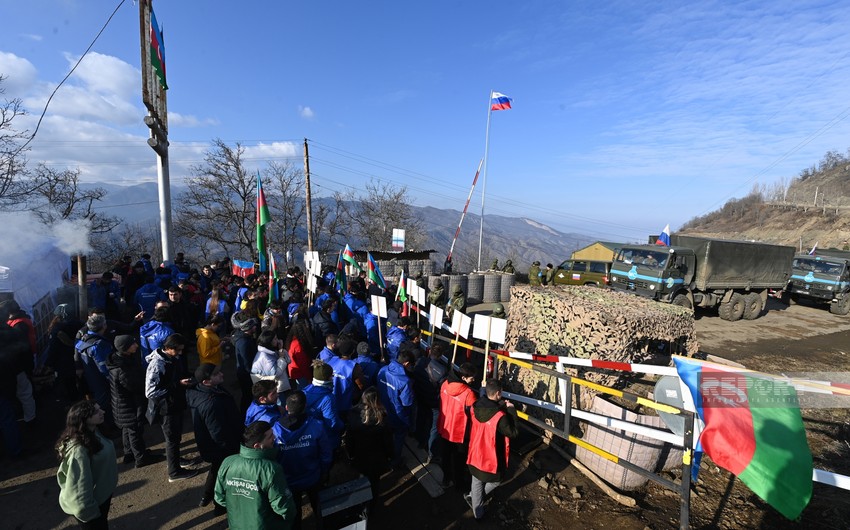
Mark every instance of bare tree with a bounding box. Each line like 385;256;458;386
0;76;31;206
27;164;121;233
90;221;161;273
345;179;425;250
266;160;306;258
174;139;256;261
312;192;351;260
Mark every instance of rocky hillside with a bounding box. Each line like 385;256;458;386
679;154;850;250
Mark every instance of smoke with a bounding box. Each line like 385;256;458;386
0;211;92;269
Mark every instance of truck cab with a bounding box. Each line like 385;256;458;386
609;245;695;305
786;252;850;314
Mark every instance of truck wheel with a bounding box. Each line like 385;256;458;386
742;292;763;320
719;293;745;321
672;294;693;310
830;297;850;316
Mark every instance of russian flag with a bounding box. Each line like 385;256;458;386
491;92;512;111
808;241;818;255
656;224;671;246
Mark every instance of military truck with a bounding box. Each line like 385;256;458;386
783;249;850;315
609;235;794;321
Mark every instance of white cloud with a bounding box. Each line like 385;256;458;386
21;34;43;42
245;141;299;160
298;105;314;119
168;112;219;128
0;52;38;97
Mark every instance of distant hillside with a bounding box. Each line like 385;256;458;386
679;149;850;250
86;182;594;271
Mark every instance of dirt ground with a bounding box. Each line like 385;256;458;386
1;297;848;529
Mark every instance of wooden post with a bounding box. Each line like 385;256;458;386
304;138;314;252
77;255;88;320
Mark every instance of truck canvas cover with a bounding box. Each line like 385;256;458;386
670;235;794;290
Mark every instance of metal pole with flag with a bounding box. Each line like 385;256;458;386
257;171;271;272
477;91;512;271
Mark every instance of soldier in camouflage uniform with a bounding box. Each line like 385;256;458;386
490;259;499;271
501;260;515;274
446;285;467;321
428;280;446;308
528;261;541;286
491;303;506;319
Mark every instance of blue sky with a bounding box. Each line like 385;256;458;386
2;1;850;244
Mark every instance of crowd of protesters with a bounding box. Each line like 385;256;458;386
0;251;515;528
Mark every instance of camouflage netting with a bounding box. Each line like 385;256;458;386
500;285;698;415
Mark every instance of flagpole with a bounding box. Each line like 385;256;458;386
478;90;494;272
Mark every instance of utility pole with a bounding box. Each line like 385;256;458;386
139;0;173;265
304;138;314;252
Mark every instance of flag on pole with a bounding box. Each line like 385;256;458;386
256;172;271;272
656;224;671;246
366;252;386;290
395;270;408;302
808;241;818;255
490;92;512;111
268;250;279;304
343;244;362;271
336;251;347;296
149;8;167;90
673;356;813;519
232;259;255;278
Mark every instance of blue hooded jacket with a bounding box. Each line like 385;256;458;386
377;360;414;429
245;401;281;427
273;415;333;491
303;383;343;442
327;356;356;413
386;326;408;358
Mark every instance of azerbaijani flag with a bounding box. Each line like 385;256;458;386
343;244;362;271
232;259;255;279
656;224;671;246
256;172;271;272
395;270;408;302
336;251;347;295
149;8;167;90
490;91;512;111
366;252;386;290
268;250;279;303
673;356;812;519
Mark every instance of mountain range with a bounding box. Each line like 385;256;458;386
88;182;596;271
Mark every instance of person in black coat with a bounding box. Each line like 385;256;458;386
107;335;160;468
345;386;393;510
187;363;242;510
311;298;339;346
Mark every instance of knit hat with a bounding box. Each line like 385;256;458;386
114;335;137;353
194;363;219;383
86;313;106;331
356;342;370;356
313;361;333;381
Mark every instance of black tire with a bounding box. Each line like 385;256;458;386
742;292;763;320
719;293;745;321
830;297;850;316
672;294;693;310
584;282;599;288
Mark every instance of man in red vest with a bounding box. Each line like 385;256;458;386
465;379;518;521
437;362;477;490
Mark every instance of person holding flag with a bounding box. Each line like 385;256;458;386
256;173;271;272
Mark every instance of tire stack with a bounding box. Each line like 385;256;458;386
467;273;484;305
482;273;501;303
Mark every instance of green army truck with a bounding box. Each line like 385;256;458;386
609;235;794;321
783;249;850;315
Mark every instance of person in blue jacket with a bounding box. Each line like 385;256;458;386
139;305;174;367
317;334;337;363
386;316;412;359
303;361;343;448
354;341;382;388
274;390;332;530
377;345;416;465
88;272;123;321
245;380;281;426
75;314;115;423
133;277;167;321
326;338;365;418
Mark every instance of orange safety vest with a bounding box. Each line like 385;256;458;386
466;409;510;474
438;381;474;443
